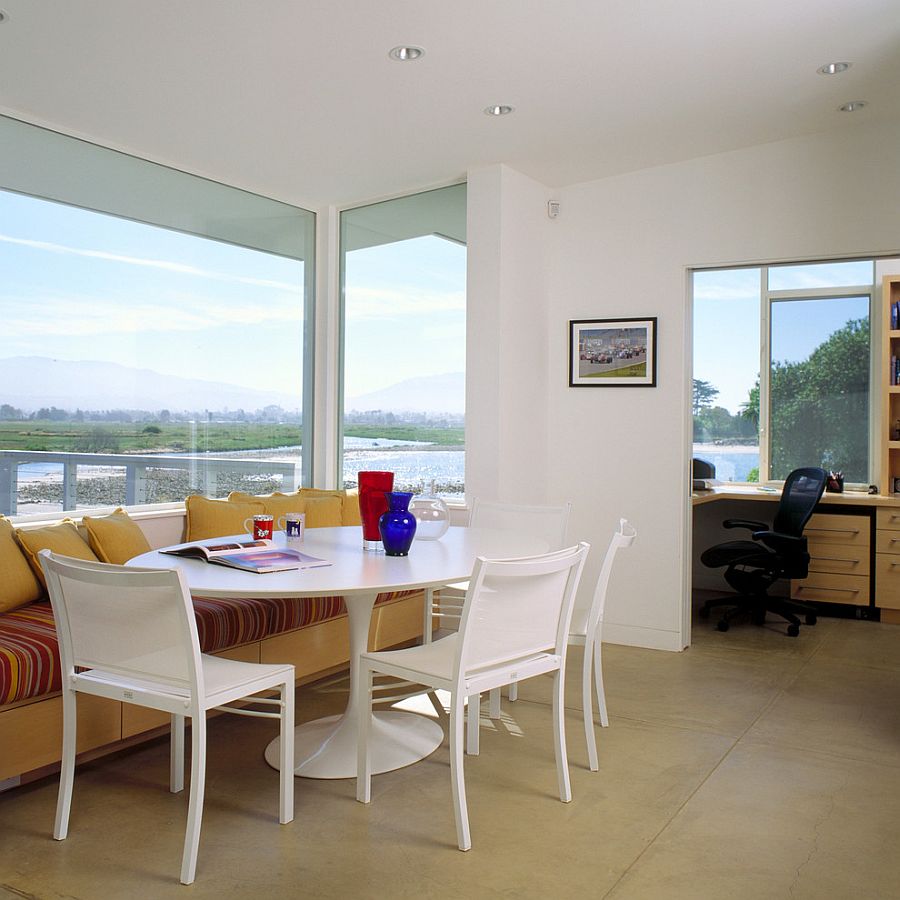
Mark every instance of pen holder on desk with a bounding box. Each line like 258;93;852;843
358;471;394;551
826;471;844;493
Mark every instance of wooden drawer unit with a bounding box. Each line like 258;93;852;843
875;554;900;610
803;513;869;548
877;507;900;532
791;572;869;606
806;541;870;576
791;512;871;606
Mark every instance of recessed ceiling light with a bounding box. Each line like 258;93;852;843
389;46;424;62
817;62;851;75
839;100;867;112
484;105;514;117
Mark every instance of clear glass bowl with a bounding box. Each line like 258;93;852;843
409;492;450;541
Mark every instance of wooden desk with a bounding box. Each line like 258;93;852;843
692;487;900;623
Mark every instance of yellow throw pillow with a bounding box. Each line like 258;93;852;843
82;507;152;565
185;495;264;541
228;490;306;522
300;496;343;528
14;519;100;590
229;490;344;528
300;488;360;526
0;516;44;612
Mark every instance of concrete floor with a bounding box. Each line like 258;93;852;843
2;607;900;899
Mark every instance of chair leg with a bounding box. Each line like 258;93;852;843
279;681;295;824
552;670;572;803
508;681;518;702
423;588;434;644
356;665;373;804
450;691;471;851
582;641;599;773
54;686;77;841
466;693;480;756
488;687;501;719
180;714;206;886
170;714;185;794
593;636;609;728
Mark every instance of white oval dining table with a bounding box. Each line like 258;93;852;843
129;525;547;779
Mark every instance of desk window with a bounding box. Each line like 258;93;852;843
693;260;875;485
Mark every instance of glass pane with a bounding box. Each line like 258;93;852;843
769;296;870;481
768;260;873;291
341;185;466;498
692;268;761;482
0;188;309;517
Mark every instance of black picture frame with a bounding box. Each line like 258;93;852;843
568;317;657;387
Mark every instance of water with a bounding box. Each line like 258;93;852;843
693;444;760;482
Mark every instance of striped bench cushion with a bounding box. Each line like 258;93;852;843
0;590;423;704
259;589;420;636
0;601;60;705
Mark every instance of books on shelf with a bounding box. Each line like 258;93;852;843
161;539;331;574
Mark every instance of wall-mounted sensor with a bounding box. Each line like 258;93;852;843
548;200;560;219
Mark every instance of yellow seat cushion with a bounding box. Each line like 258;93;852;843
82;507;152;564
300;488;361;526
0;516;44;613
229;491;344;529
185;495;264;541
14;519;99;589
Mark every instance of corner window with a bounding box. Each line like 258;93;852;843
339;184;466;498
0;116;314;517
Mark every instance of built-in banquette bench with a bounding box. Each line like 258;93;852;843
0;488;426;787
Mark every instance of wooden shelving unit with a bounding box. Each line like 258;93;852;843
880;275;900;495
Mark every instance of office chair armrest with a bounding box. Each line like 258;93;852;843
752;530;806;554
723;518;768;532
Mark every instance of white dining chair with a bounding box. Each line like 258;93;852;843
466;519;636;770
40;550;296;886
424;500;572;716
570;518;636;770
357;542;590;851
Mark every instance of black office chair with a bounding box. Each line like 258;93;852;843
698;467;827;637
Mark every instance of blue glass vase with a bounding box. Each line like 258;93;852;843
379;491;417;556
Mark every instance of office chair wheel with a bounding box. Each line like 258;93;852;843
716;619;729;632
805;613;817;626
786;623;800;637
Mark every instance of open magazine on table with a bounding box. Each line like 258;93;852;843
160;539;331;574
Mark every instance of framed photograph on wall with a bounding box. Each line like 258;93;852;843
568;317;657;387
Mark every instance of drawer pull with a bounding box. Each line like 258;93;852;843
807;527;860;535
795;585;860;595
812;556;859;564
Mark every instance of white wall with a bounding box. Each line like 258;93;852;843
466;165;554;504
467;120;900;651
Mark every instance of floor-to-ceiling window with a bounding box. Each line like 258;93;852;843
339;184;466;497
0;116;315;517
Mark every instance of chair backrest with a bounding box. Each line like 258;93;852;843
454;542;590;678
579;519;637;640
469;499;572;552
772;467;827;537
40;550;204;696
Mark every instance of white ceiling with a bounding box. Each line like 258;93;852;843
1;1;898;210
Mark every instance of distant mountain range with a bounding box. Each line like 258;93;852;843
347;372;464;415
0;357;301;413
0;357;465;415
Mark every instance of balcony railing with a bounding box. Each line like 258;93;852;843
0;450;299;517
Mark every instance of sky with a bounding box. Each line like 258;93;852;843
693;261;874;414
0;188;466;407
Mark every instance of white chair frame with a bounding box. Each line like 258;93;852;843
40;550;296;885
467;519;636;770
358;542;589;851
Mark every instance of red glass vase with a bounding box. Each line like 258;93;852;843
358;471;394;551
